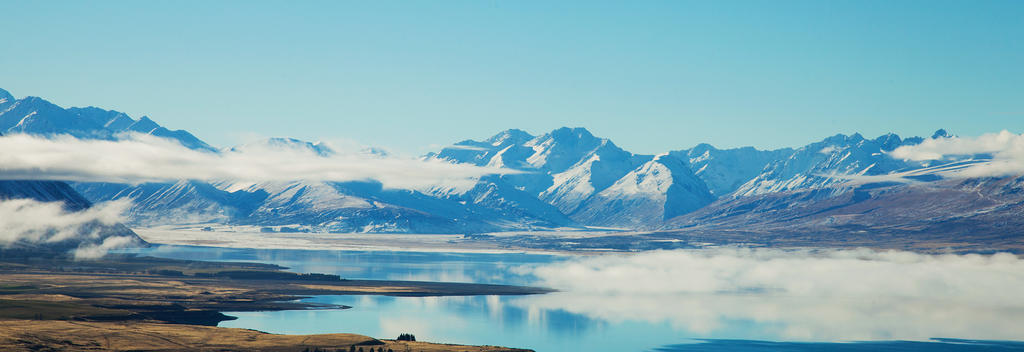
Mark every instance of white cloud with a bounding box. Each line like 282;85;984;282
818;145;841;154
73;235;137;260
0;198;138;258
512;248;1024;341
0;133;516;189
890;130;1024;178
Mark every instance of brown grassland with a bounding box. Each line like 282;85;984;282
0;254;546;351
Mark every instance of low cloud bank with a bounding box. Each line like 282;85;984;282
0;198;137;259
890;130;1024;178
0;133;514;189
512;249;1024;341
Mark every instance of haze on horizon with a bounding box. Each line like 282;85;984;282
0;0;1021;155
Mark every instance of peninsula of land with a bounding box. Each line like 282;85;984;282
0;253;547;351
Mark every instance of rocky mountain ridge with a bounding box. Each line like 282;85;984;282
1;87;1010;237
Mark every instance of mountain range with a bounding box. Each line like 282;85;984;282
0;87;1016;247
0;88;211;150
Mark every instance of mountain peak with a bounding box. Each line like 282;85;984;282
234;137;334;156
550;127;595;140
68;106;134;129
11;96;67;114
485;128;534;146
128;116;160;133
820;132;866;145
687;143;718;155
265;137;307;146
0;88;13;103
872;132;904;151
21;96;49;104
650;153;691;171
932;129;952;139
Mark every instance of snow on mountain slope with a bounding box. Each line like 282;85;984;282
539;143;646;214
661;171;1024;250
67;134;567;233
232;180;372;223
441;175;576;228
70;136;345;228
326;180;526;232
571;154;714;227
429;129;535;167
671;144;792;197
0;89;212;150
0;88;14;111
427;127;721;227
72;180;268;225
68;107;135;131
11;87;1007;234
1;97;102;137
234;178;551;233
731;132;933;197
229;137;336;157
431;127;653;216
523;127;610;173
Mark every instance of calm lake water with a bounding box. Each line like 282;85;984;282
126;245;1024;352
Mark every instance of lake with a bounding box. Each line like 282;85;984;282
126;245;1024;351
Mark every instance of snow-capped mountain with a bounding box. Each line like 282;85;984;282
432;174;576;229
71;136;561;233
731;132;929;197
0;88;212;150
670;144;792;196
660;171;1024;251
6;86;1017;236
228;137;336;157
0;89;14;111
72;180;268;225
570;154;714;227
429;127;708;228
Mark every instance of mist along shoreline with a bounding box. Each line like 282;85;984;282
0;252;547;352
136;226;1024;256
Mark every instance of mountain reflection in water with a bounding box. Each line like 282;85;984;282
125;245;1024;352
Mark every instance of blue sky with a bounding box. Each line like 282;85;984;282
1;0;1021;155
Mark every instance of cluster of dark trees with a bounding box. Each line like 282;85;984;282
355;347;391;352
302;347;393;352
299;333;415;352
194;270;342;281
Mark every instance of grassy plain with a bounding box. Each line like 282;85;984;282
0;254;545;351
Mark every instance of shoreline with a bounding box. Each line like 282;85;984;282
134;227;585;256
133;227;1024;257
0;253;546;351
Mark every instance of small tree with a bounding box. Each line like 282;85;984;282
396;333;416;341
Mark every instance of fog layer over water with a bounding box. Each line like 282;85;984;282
130;246;1024;351
514;248;1024;341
